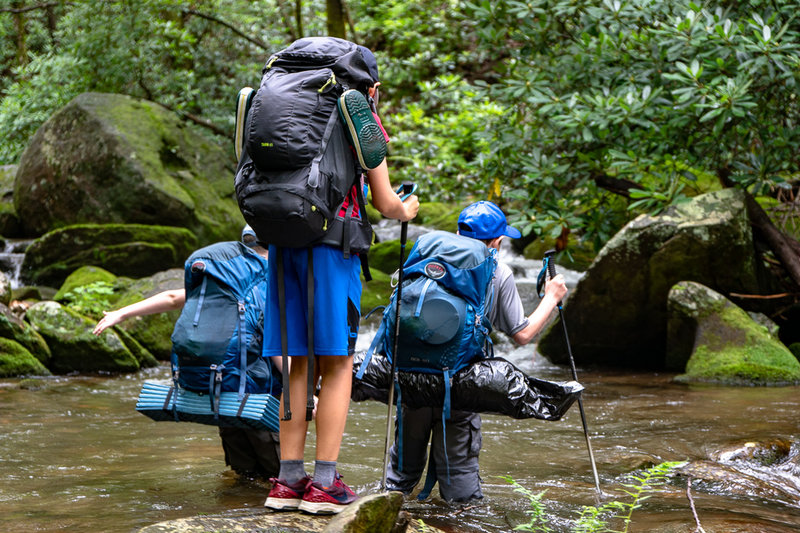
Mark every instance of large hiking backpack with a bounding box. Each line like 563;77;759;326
357;231;498;412
234;36;375;255
356;230;497;482
170;241;279;404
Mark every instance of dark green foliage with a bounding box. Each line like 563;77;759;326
465;0;800;245
2;0;799;261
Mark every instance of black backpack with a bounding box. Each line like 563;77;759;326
234;37;375;257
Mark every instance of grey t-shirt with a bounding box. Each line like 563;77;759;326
486;261;528;337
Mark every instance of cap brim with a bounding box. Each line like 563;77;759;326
504;225;522;239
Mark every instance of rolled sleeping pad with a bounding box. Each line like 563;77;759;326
135;381;280;432
351;351;583;421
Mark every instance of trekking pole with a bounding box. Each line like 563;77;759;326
544;250;602;496
381;181;414;491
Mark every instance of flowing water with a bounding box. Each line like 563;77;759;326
1;231;799;532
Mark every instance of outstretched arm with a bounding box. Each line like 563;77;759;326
93;289;186;335
512;274;568;346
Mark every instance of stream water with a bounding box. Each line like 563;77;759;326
1;230;799;532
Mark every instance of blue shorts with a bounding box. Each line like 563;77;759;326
264;245;362;357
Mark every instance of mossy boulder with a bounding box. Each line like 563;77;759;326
668;281;800;385
0;338;50;377
0;303;51;364
26;301;156;373
14;92;243;242
523;235;597;271
368;238;417;276
361;268;394;316
21;223;197;287
538;188;764;369
323;491;404;533
12;285;57;302
0;165;20;237
421;202;461;232
54;265;118;301
108;269;184;360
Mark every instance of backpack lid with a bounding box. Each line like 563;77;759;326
184;241;268;295
265;36;376;91
403;231;497;308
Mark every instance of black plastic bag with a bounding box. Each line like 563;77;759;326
351;351;583;421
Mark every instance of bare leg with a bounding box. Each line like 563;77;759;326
314;354;354;461
279;355;310;461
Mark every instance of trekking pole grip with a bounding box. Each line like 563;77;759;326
400;182;414;244
544;249;559;304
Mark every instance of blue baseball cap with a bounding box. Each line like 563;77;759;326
458;201;522;240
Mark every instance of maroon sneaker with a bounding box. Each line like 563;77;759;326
298;473;359;515
264;476;310;510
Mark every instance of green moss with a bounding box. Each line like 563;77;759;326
368;239;416;275
361;269;394;316
55;266;118;300
679;302;800;385
26;301;140;373
0;338;51;377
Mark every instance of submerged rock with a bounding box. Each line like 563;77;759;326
668;281;800;385
14;92;243;243
538;188;765;369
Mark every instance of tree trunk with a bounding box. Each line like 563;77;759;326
326;0;345;38
743;193;800;288
295;0;303;39
13;1;27;68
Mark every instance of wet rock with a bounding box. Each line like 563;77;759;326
107;268;184;360
538;188;764;369
14;92;243;243
0;337;50;377
54;265;118;301
677;458;800;507
26;300;156;373
137;493;441;533
668;281;800;385
713;439;793;467
0;302;50;364
0;270;10;306
323;491;404;532
21;223;197;287
0;165;20;237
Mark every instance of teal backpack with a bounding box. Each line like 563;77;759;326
356;231;497;474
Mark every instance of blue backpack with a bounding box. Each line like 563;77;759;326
358;231;497;413
170;241;280;407
357;231;497;478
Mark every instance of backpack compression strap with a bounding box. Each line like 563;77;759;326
305;247;316;422
308;106;344;190
237;300;247;400
277;248;291;421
